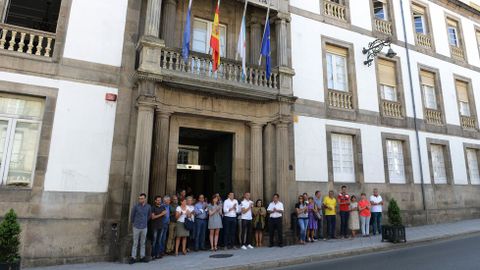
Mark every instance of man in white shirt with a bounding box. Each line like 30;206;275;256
267;193;284;247
223;192;239;249
240;192;254;250
369;188;383;235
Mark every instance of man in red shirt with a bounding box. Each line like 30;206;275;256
337;185;350;239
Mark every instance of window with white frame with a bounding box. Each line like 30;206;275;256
430;144;447;184
192;18;227;57
0;94;43;187
378;59;397;102
3;0;62;33
447;19;460;47
412;4;426;34
326;44;348;92
466;148;480;184
456;80;471;117
331;133;355;183
386;139;406;183
420;70;438;110
373;0;388;20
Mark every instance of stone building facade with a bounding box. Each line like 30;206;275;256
0;0;480;268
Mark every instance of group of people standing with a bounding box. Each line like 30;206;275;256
295;186;384;244
129;191;286;264
128;186;384;264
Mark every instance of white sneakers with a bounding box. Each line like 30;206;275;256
241;245;254;250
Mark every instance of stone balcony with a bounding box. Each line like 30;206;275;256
381;100;403;118
424;108;443;125
324;1;347;21
328;89;353;110
374;19;393;36
450;45;465;61
0;23;55;58
416;33;432;49
460;115;476;130
136;37;290;101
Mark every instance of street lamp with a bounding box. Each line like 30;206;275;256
362;37;397;66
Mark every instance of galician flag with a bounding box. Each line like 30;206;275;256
210;0;221;71
236;0;248;79
182;0;193;62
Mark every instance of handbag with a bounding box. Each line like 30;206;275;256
184;217;194;231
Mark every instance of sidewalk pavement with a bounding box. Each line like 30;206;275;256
29;219;480;270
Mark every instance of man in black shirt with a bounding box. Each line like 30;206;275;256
151;196;167;259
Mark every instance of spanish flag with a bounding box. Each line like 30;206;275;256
210;0;221;71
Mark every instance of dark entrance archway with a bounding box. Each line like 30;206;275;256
176;127;233;199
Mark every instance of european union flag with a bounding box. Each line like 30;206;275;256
182;0;193;62
260;22;271;78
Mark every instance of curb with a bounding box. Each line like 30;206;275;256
210;230;480;270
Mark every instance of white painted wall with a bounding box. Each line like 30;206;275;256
294;116;478;185
63;0;128;67
0;72;117;193
290;0;320;14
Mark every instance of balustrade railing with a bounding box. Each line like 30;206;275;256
0;23;55;57
461;115;476;129
382;100;403;118
424;109;443;125
450;45;464;61
416;33;432;49
374;19;393;36
324;1;347;21
328;89;353;110
159;48;279;90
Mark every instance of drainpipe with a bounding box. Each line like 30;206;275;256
399;0;428;222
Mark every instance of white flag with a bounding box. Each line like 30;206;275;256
236;0;248;79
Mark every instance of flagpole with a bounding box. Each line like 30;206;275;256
258;0;271;66
236;0;249;61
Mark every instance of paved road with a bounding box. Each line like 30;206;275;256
275;234;480;270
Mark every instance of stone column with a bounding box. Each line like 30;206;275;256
275;120;291;228
144;0;163;37
249;17;262;66
149;110;171;200
129;101;155;216
263;123;276;203
249;122;264;201
274;13;290;67
161;0;178;48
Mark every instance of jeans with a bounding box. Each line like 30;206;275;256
223;216;237;248
297;218;308;241
340;211;350;237
268;217;283;246
325;215;336;239
360;215;371;236
131;227;147;259
152;227;167;257
371;212;382;235
315;218;323;239
241;219;253;246
194;219;207;250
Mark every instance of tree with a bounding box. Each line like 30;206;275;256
0;209;21;263
387;198;402;226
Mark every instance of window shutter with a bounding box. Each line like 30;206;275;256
446;18;458;27
378;59;396;87
325;44;348;57
420;70;435;86
411;3;425;14
467;149;480;184
455;80;469;103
